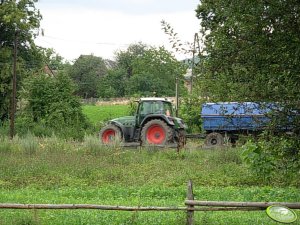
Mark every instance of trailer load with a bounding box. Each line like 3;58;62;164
201;102;273;146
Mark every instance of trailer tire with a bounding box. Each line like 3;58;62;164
205;132;224;147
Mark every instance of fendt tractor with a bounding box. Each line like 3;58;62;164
99;97;187;148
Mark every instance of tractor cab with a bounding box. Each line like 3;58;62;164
136;98;174;126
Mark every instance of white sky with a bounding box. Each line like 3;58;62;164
34;0;200;62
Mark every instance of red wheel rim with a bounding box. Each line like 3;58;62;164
102;129;116;143
146;125;166;144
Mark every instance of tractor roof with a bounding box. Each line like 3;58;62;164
140;97;170;102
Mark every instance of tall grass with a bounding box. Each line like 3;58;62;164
0;136;298;188
19;133;39;155
0;136;299;224
0;136;13;154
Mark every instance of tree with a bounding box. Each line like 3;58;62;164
196;0;300;104
22;72;88;138
115;42;147;78
67;55;108;98
42;48;69;72
127;46;186;96
109;43;186;97
196;0;300;179
0;0;42;122
97;68;126;98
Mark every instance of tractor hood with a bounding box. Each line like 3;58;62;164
169;116;188;130
110;116;136;127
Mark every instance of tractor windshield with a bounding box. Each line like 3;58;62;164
139;101;173;116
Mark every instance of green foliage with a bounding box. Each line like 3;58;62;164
128;98;138;116
242;135;300;184
0;0;42;123
98;69;126;98
195;0;300;180
0;136;13;154
83;134;103;155
42;48;69;71
19;132;39;155
161;20;192;55
179;94;203;133
195;0;300;102
20;72;89;139
110;43;187;97
241;140;275;182
127;46;186;97
115;42;148;78
67;54;108;98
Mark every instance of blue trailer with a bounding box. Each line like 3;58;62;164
201;102;273;146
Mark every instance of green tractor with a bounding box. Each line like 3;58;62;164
99;97;187;148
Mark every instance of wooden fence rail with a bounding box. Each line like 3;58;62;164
185;200;300;209
0;180;299;225
0;204;187;211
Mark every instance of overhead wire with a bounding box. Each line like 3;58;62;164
37;34;130;47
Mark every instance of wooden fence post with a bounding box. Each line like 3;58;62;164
186;180;194;225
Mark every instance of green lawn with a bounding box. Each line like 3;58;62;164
0;135;299;224
82;104;130;125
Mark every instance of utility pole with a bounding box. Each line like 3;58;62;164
10;29;18;139
190;33;200;93
175;77;179;117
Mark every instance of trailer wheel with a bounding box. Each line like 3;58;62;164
99;124;122;145
205;132;224;147
141;119;173;145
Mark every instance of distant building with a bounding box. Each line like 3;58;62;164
43;64;56;77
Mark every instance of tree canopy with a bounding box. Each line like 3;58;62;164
0;0;42;122
195;0;300;104
194;0;300;179
67;55;108;98
113;43;186;97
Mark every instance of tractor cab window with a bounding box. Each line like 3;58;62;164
139;102;152;115
163;102;173;116
139;101;173;116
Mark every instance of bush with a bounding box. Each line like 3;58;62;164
179;94;203;133
241;134;300;184
19;72;90;140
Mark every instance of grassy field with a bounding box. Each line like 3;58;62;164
0;104;299;224
82;104;130;125
0;135;299;225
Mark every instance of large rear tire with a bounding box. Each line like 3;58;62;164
99;124;122;145
204;132;224;147
141;119;173;145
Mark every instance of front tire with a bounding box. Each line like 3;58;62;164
99;124;122;145
141;119;173;145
